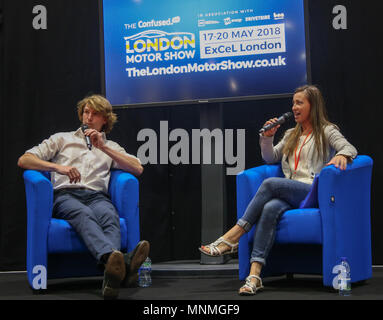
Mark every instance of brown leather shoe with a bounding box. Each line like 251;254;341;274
102;250;126;299
122;240;150;287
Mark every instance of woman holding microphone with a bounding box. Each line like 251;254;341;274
199;85;357;295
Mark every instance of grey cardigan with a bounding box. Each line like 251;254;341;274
260;125;358;180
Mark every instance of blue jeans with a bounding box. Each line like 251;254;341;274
237;177;312;266
53;189;121;262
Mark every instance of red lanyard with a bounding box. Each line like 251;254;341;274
294;130;312;174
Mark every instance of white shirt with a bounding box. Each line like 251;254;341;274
287;133;314;185
26;127;141;193
260;125;357;183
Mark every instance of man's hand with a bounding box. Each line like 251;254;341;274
56;165;81;183
84;128;106;150
17;152;82;183
83;128;143;176
326;155;349;170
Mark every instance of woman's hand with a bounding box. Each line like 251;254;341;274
326;155;349;170
262;118;280;137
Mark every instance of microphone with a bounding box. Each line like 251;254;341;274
259;112;293;134
81;124;92;150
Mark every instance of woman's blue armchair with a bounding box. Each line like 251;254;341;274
23;169;140;290
236;155;373;286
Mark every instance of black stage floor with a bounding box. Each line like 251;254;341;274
0;261;382;301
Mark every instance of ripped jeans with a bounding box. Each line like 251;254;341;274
237;177;312;266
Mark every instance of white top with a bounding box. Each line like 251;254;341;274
260;125;358;184
26;127;141;193
287;133;314;185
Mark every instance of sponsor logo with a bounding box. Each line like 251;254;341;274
125;16;181;30
245;15;271;22
139;16;181;29
198;20;220;27
273;13;285;20
124;30;196;64
125;30;195;54
223;17;243;26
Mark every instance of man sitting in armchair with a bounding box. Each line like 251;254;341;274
18;94;149;299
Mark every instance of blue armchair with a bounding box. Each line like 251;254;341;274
23;169;140;289
236;155;373;286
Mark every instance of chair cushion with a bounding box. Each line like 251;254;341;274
273;208;322;244
47;218;128;253
246;208;322;250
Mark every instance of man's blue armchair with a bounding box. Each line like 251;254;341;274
23;169;140;290
236;155;373;286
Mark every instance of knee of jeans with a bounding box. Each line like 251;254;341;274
260;177;277;194
110;214;121;228
82;207;98;221
99;211;120;230
262;177;283;189
262;200;285;222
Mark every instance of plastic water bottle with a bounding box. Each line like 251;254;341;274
338;257;351;296
138;257;152;287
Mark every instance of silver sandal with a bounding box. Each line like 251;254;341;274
238;275;264;296
199;237;238;257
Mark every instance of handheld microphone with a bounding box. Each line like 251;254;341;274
259;112;293;134
81;124;92;150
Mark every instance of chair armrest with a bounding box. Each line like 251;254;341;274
318;155;373;284
109;170;140;252
23;170;53;287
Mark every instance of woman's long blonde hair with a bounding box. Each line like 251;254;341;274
282;85;335;161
